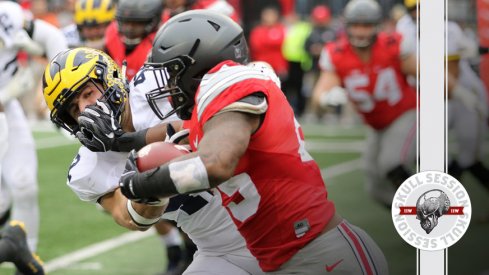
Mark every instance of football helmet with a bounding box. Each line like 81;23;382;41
344;0;382;48
116;0;163;46
42;47;128;134
404;0;418;10
147;10;249;120
74;0;116;27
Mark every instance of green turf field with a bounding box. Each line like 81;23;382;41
1;122;488;275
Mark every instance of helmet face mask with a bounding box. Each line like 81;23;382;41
346;23;379;49
43;48;128;134
115;0;163;47
149;10;249;120
144;56;196;120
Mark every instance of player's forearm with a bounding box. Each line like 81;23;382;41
311;71;341;109
145;121;183;144
123;113;257;199
114;121;183;152
100;190;164;231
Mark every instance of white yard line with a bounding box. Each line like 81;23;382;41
44;229;154;273
320;158;363;181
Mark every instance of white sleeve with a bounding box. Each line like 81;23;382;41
32;19;68;60
62;24;82;48
129;68;180;131
318;48;335;72
399;34;416;58
67;147;127;203
396;15;416;57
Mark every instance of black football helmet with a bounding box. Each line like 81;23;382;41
146;10;249;120
116;0;163;47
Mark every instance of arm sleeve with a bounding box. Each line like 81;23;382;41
32;19;68;59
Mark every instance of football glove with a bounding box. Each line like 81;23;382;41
76;100;125;152
12;29;44;56
319;86;348;107
0;66;36;105
119;150;167;206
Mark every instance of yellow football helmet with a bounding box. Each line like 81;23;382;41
74;0;116;27
404;0;418;9
42;47;128;134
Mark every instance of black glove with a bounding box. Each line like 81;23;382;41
76;100;125;152
119;150;166;205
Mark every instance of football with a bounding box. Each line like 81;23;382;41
136;141;190;172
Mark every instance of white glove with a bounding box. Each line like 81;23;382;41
319;86;348;107
451;84;487;117
12;29;44;56
0;66;36;105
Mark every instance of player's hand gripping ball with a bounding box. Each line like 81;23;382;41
119;142;189;203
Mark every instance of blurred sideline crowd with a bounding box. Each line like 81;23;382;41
13;0;486;126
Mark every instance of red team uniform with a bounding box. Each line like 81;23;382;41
322;33;416;129
186;61;335;271
104;22;155;80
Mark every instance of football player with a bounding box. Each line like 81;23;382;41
62;0;116;50
0;220;44;275
104;0;163;80
312;0;418;208
397;0;489;193
0;1;67;255
42;47;265;275
113;10;388;274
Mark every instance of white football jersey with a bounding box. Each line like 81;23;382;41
67;66;248;255
62;24;82;49
0;2;24;87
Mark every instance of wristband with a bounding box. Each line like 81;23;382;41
169;156;210;193
113;128;149;152
132;157;210;198
126;200;161;228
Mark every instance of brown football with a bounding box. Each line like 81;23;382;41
136;141;189;171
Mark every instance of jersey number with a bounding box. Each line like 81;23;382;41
344;67;402;112
219;174;260;222
67;154;81;182
0;13;13;36
294;118;313;162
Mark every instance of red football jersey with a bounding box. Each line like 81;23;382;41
321;32;416;130
186;61;335;271
104;21;155;81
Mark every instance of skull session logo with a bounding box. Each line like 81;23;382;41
391;171;471;251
